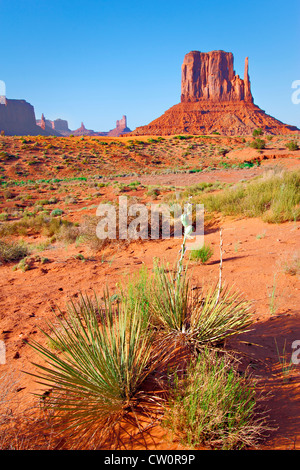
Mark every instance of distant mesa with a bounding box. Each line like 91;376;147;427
131;50;299;136
0;98;55;136
36;114;132;137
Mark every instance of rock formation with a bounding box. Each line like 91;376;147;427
108;115;131;136
0;99;55;136
131;50;299;136
36;115;131;137
72;122;98;136
181;51;253;103
36;115;69;136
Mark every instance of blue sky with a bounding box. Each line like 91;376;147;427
0;0;299;131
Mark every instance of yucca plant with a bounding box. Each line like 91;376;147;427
25;292;165;449
149;202;253;349
149;261;253;348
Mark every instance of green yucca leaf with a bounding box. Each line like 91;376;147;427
25;292;164;447
149;260;253;346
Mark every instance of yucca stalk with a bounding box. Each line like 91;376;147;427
150;259;252;348
149;201;253;347
25;292;163;448
189;284;253;345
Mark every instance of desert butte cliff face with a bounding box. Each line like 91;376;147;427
0;99;54;136
131;50;299;136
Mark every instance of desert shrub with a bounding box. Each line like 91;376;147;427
0;212;8;221
79;215;111;252
25;292;165;448
146;187;160;198
250;138;265;149
285;140;299;151
189;244;213;264
0;239;29;264
56;223;80;244
0;214;76;239
252;128;263;137
12;256;32;272
217;147;229;156
173;135;192;140
164;349;266;449
200;169;300;223
50;209;63;217
128;180;141;188
79;198;156;251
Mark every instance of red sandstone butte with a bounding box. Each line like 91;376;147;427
131;50;299;136
108;115;131;136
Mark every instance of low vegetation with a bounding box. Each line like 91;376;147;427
0;239;29;264
250;138;266;149
189;244;213;263
285;140;299;151
22;231;267;450
1;134;295;450
198;169;300;223
164;349;265;449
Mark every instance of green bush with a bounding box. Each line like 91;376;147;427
50;208;63;217
252;128;263;137
285;140;299;151
250;138;265;149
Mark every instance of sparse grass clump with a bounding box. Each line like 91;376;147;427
0;214;76;239
0;239;29;264
200;169;300;223
189;244;213;264
164;349;265;449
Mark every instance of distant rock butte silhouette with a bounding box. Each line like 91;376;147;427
108;115;131;136
0;100;55;136
131;50;299;136
36;114;131;137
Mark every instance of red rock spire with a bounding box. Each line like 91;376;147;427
244;57;253;103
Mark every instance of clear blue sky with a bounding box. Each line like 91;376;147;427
1;0;299;131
